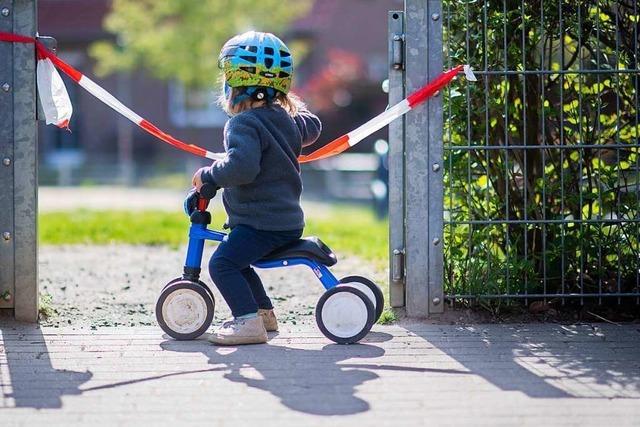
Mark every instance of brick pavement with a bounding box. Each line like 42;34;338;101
1;321;639;426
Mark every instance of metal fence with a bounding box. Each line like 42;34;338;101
442;0;640;305
0;0;38;321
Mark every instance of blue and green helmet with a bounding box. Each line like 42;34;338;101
218;31;293;95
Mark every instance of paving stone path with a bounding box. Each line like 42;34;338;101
1;322;639;426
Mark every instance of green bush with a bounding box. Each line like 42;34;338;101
443;0;640;303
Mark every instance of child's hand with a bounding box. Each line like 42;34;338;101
192;167;208;192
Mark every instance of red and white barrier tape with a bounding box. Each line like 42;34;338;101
298;64;476;163
0;31;476;164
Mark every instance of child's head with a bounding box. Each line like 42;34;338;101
217;31;304;116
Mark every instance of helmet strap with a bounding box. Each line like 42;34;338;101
249;87;276;102
230;86;277;106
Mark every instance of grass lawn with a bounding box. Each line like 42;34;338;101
39;205;389;269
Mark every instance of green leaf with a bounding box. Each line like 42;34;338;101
90;0;312;88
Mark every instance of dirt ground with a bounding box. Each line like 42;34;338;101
39;244;386;328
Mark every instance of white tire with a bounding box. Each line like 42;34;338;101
156;281;214;340
315;286;374;344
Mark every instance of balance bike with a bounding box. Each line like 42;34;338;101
155;184;384;344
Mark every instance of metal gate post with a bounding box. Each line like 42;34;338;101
404;0;444;316
388;10;405;308
0;0;38;322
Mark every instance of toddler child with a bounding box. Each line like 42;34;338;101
190;31;321;345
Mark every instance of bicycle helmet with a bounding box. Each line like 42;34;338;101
218;31;293;95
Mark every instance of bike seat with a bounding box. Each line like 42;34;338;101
261;236;338;266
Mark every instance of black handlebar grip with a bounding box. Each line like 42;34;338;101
199;183;217;200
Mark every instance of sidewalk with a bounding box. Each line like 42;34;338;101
1;322;639;426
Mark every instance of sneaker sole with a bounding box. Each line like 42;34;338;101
208;335;268;346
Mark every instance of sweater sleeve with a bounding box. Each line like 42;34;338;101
202;114;262;187
293;109;322;148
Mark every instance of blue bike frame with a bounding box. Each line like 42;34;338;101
184;223;340;290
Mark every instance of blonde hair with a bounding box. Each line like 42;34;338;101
217;85;306;117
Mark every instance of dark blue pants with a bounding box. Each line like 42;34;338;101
209;224;303;317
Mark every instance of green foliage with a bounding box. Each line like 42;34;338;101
0;290;10;302
377;308;398;325
443;0;640;304
39;293;56;319
90;0;312;87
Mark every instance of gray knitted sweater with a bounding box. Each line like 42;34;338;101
202;105;321;231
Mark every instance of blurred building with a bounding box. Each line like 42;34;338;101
38;0;218;185
38;0;402;189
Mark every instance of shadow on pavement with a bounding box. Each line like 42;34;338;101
159;330;465;416
0;322;92;409
160;332;391;416
10;322;627;413
405;323;640;399
0;321;229;410
1;324;442;415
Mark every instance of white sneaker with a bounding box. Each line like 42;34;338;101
208;316;267;346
